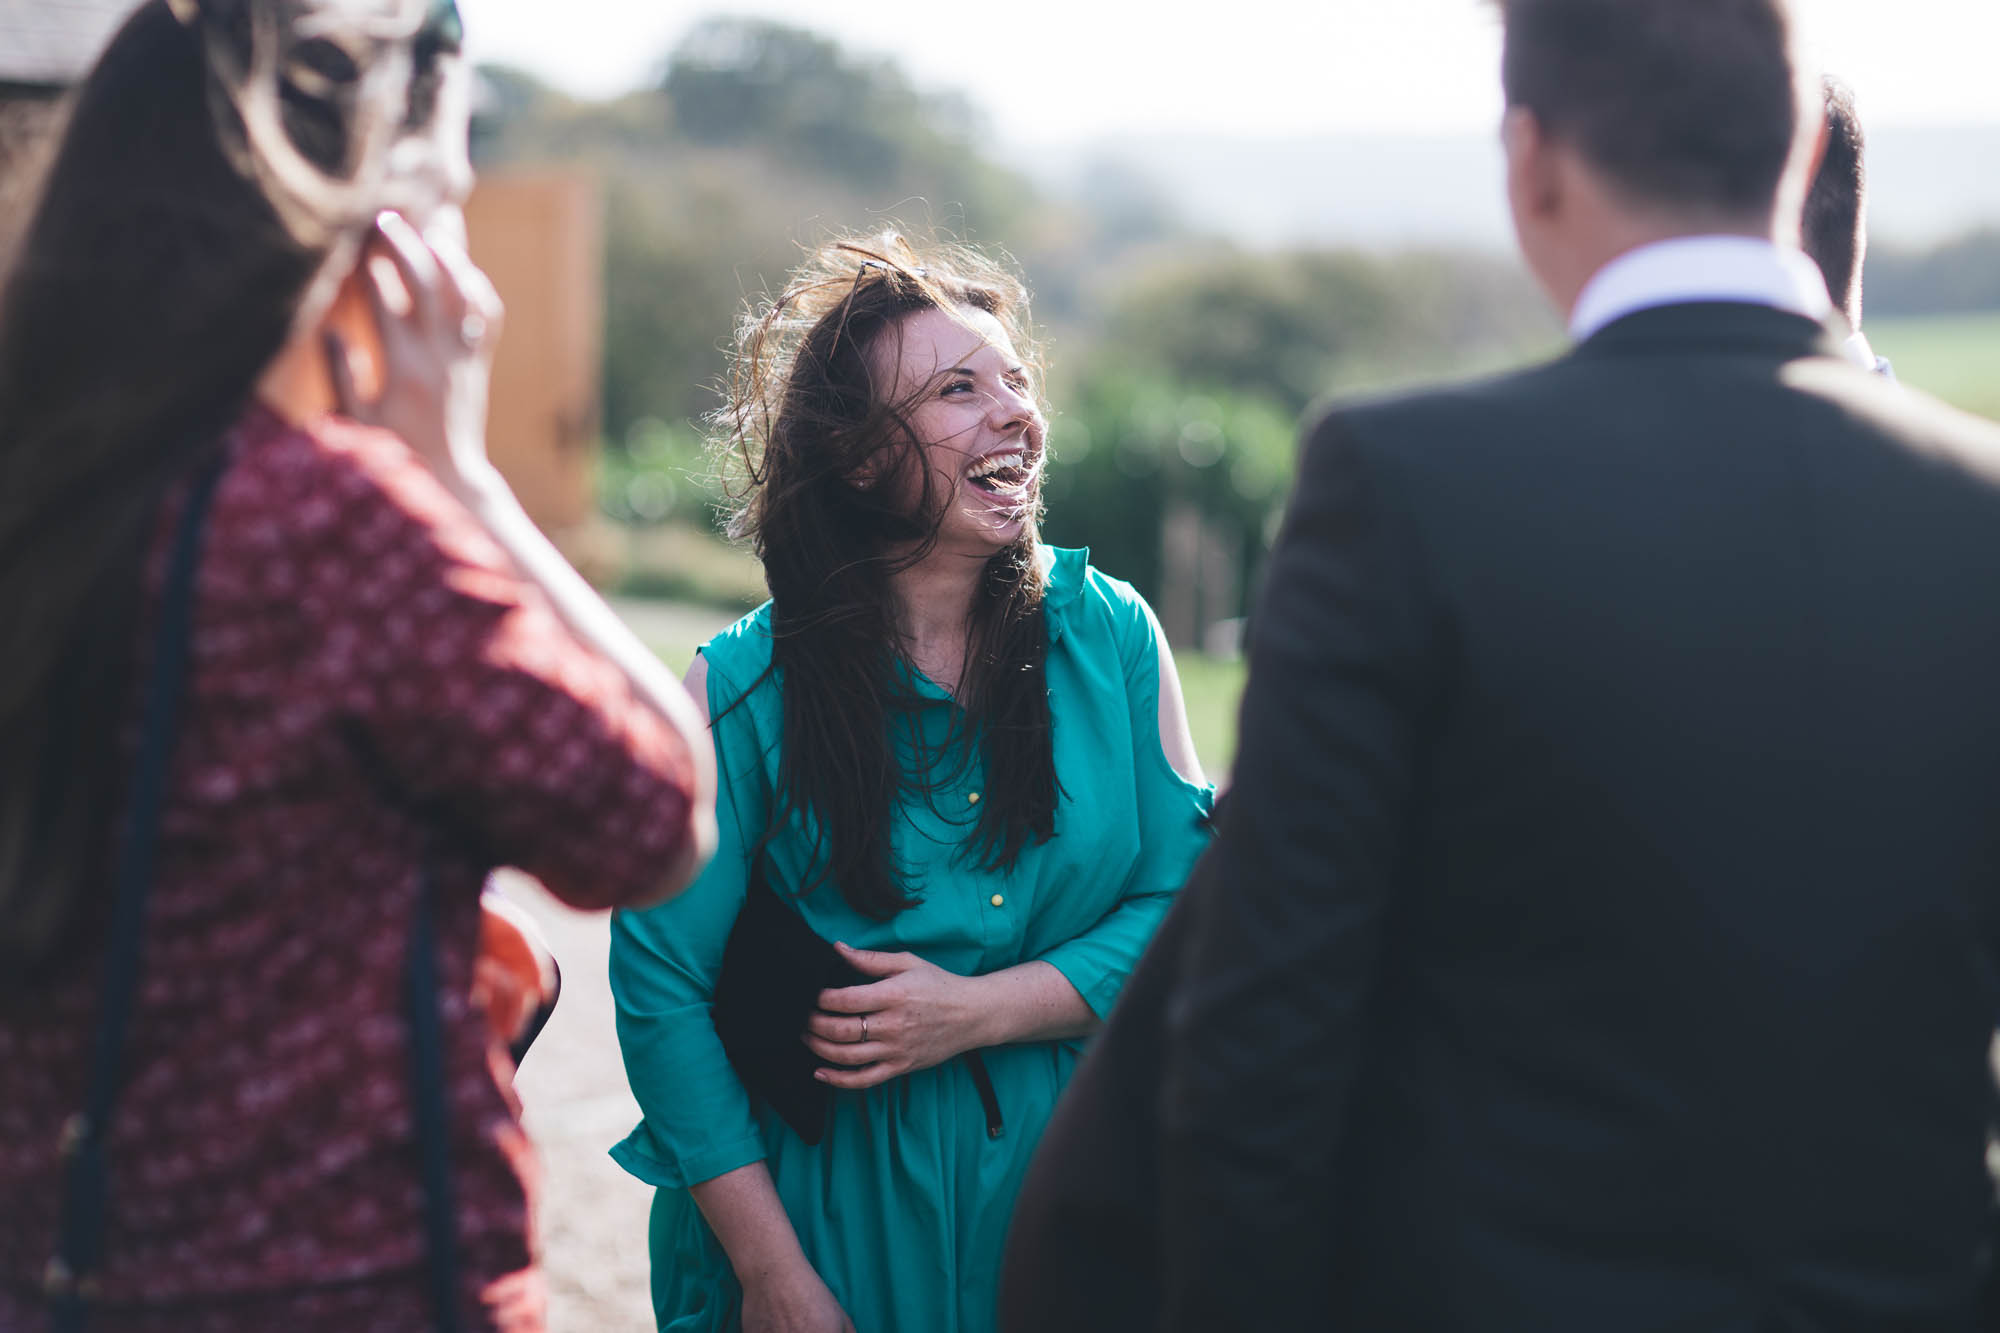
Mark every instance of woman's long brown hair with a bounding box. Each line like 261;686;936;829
0;0;460;980
718;233;1059;919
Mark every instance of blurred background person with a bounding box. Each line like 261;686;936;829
1805;74;1894;376
608;234;1211;1333
0;0;714;1329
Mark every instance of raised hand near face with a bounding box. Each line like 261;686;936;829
325;208;504;495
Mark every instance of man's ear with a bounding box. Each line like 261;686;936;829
1502;106;1563;223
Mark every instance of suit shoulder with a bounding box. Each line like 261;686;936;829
1789;358;2000;471
1298;358;1572;476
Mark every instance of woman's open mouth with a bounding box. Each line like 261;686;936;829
966;448;1035;497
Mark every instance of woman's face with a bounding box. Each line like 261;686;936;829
870;304;1046;556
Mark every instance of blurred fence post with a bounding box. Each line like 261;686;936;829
1160;500;1200;647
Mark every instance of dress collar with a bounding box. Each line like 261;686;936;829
897;546;1090;703
1040;544;1088;644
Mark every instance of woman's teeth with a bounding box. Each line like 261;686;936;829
968;450;1029;494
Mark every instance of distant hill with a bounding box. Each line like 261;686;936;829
1016;124;2000;253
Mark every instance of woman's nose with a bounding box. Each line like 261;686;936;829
989;382;1035;429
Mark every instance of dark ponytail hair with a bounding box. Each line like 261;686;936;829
0;0;465;978
719;232;1059;919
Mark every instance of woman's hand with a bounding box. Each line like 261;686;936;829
326;208;505;496
740;1261;855;1333
804;943;994;1088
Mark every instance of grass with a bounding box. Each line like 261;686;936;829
1176;650;1248;780
1868;311;2000;421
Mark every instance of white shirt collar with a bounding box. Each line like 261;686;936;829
1840;327;1899;382
1568;235;1834;343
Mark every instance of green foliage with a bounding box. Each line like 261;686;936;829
1097;247;1553;416
597;170;764;435
598;415;722;527
663;19;1013;226
1057;246;1553;604
1867;228;2000;318
1040;374;1295;598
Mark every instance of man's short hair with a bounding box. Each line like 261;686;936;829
1803;77;1866;320
1500;0;1804;218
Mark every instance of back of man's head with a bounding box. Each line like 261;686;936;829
1803;76;1867;326
1499;0;1806;224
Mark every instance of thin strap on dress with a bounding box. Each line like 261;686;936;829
47;452;227;1331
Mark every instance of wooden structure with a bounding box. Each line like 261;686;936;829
464;170;605;553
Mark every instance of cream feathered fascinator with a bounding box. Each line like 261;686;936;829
164;0;472;247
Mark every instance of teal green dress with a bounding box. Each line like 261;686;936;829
608;547;1213;1332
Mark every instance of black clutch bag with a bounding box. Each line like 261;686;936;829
712;867;869;1145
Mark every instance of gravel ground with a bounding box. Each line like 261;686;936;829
506;872;662;1332
508;599;741;1330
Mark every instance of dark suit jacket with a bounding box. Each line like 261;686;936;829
1004;302;2000;1333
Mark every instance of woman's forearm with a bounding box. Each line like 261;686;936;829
690;1161;814;1283
964;959;1099;1048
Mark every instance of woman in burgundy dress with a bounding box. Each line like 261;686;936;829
0;1;715;1329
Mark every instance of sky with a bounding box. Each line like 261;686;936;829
462;0;2000;148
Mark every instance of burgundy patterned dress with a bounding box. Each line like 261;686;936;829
0;404;701;1332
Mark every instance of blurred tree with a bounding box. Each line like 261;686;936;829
1041;244;1553;631
1041;373;1295;630
470;21;1568;624
1097;247;1551;416
1867;228;2000;317
661;18;1029;237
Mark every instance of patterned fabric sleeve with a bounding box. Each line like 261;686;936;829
275;417;699;909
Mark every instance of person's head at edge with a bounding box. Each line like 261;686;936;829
1803;75;1868;332
717;233;1060;922
0;0;473;979
1495;0;1827;319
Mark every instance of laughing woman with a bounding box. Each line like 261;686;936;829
609;234;1213;1333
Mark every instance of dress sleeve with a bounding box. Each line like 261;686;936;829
293;422;699;910
608;650;770;1189
1035;590;1215;1019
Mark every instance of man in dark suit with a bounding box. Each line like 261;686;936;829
1002;0;2000;1329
